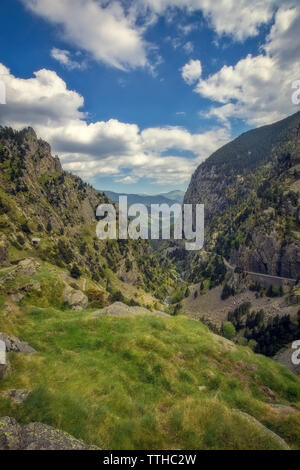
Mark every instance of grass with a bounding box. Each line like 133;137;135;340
0;305;300;450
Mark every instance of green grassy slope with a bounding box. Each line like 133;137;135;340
0;291;300;449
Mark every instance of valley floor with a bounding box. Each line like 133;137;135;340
182;283;298;327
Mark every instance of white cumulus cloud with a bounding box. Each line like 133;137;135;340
0;63;230;185
21;0;294;72
181;59;202;85
22;0;149;71
50;48;84;70
141;0;281;40
191;5;300;126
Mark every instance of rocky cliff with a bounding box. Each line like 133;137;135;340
184;112;300;279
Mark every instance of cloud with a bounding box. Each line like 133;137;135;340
181;59;202;85
116;175;139;184
142;0;281;41
50;48;84;70
191;5;300;126
264;6;300;67
183;41;194;54
22;0;149;71
178;23;197;36
0;63;230;185
21;0;291;73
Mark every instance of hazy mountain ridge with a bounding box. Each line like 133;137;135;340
102;190;184;208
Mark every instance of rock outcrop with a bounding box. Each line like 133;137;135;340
0;333;36;354
233;410;290;450
63;286;88;310
16;258;40;277
0;417;99;450
1;389;31;404
93;301;168;318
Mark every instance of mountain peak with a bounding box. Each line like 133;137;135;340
0;126;62;177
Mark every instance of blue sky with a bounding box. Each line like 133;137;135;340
0;0;299;194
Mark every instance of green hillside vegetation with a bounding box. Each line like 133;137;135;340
0;127;176;302
203;111;300;173
209;150;300;262
1;124;300;450
1;289;300;450
184;111;300;280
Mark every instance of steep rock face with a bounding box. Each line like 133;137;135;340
0;126;102;232
0;127;62;179
184;165;249;225
230;236;300;279
184;112;300;279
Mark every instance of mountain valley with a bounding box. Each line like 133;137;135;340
0;118;299;449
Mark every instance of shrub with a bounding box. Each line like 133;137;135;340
21;221;31;234
248;339;258;351
79;241;87;255
70;264;81;279
221;283;235;300
57;240;74;264
16;234;25;246
222;321;236;340
125;259;132;272
172;303;182;316
110;290;124;302
266;285;282;298
87;289;105;308
237;337;248;346
185;287;190;298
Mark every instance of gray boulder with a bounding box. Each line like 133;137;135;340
10;293;25;303
0;417;99;450
233;410;290;450
92;301;169;318
1;389;31;404
16;258;40;277
0;333;36;354
63;286;88;310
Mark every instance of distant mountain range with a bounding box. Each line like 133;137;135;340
102;190;184;207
